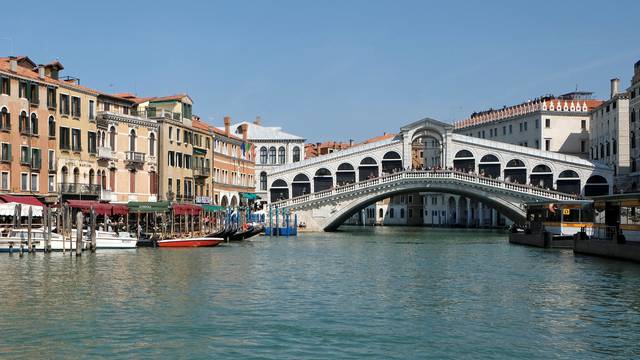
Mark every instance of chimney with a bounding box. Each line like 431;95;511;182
610;78;620;98
9;56;17;73
349;139;354;146
224;116;231;136
38;64;45;79
254;116;262;126
241;123;248;141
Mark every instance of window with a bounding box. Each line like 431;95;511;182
89;100;95;120
535;119;539;128
502;126;506;135
71;129;81;151
31;148;41;169
524;122;528;131
260;147;268;164
168;178;173;192
1;77;10;95
292;146;300;162
278;146;286;164
129;129;136;152
48;175;55;192
19;111;28;134
109;126;116;150
1;172;8;190
0;143;10;162
260;172;267;190
632;110;636;123
169;126;173;141
581;120;586;130
30;113;38;135
20;146;30;165
408;209;413;218
60;94;70;115
19;81;27;98
168;151;175;166
59;127;71;150
176;129;181;143
177;153;183;168
46;87;56;108
88;131;97;154
535;139;539;149
545;139;550;151
0;108;9;130
509;124;512;134
545;118;551;128
268;147;276;164
29;83;39;104
519;123;523;132
48;116;55;137
149;133;156;156
390;208;394;218
20;173;28;191
30;173;38;191
612;139;617;155
48;150;55;171
400;208;405;218
71;96;81;117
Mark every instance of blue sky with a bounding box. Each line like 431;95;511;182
1;0;638;142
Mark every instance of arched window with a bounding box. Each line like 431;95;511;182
30;113;38;135
109;126;116;151
61;166;68;184
400;208;405;218
292;146;301;162
149;132;156;156
268;147;276;164
612;138;617;155
379;208;383;218
89;169;95;186
48;116;55;137
73;167;80;185
278;146;286;164
260;147;267;164
259;171;267;190
19;111;28;133
1;107;10;130
129;129;136;152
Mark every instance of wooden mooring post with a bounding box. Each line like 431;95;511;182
45;206;52;252
27;206;33;253
90;207;97;252
75;211;83;256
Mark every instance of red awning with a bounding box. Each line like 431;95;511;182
112;204;129;216
0;195;43;207
172;204;202;216
66;200;124;216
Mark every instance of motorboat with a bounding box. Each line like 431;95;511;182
157;237;223;248
70;229;137;249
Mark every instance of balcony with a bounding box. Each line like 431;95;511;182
98;147;116;161
131;108;182;122
59;183;101;196
193;166;211;178
125;151;145;163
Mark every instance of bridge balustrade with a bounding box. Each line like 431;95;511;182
271;169;581;208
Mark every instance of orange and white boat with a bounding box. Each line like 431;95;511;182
157;237;223;248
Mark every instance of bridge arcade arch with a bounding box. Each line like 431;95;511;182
359;157;379;181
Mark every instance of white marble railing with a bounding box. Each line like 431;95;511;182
271;170;581;208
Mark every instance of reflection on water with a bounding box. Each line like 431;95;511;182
1;227;640;359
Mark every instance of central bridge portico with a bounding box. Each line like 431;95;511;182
266;118;613;231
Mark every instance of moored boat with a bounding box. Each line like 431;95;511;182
157;237;223;247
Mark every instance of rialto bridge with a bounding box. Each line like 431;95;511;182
266;118;613;231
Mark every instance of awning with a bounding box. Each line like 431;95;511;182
127;201;171;213
203;205;225;212
0;202;43;217
172;203;202;216
66;200;118;216
0;194;44;207
240;193;258;200
112;204;129;215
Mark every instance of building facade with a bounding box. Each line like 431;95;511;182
96;94;159;203
589;79;630;191
224;117;305;205
191;116;214;205
212;117;255;207
627;60;640;190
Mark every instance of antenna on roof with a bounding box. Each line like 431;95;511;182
575;84;578;92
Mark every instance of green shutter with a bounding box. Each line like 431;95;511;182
7;144;11;161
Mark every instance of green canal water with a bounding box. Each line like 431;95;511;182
1;227;640;359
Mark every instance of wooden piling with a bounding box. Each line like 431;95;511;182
90;207;97;252
27;206;33;253
45;206;52;252
75;211;83;256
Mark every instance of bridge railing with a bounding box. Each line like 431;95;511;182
272;169;581;208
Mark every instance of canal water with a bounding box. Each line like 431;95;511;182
1;227;640;359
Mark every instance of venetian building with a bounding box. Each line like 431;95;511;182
95;93;159;203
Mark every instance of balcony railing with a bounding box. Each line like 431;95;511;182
98;147;116;160
58;183;101;195
131;108;182;122
125;151;145;163
193;166;211;178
